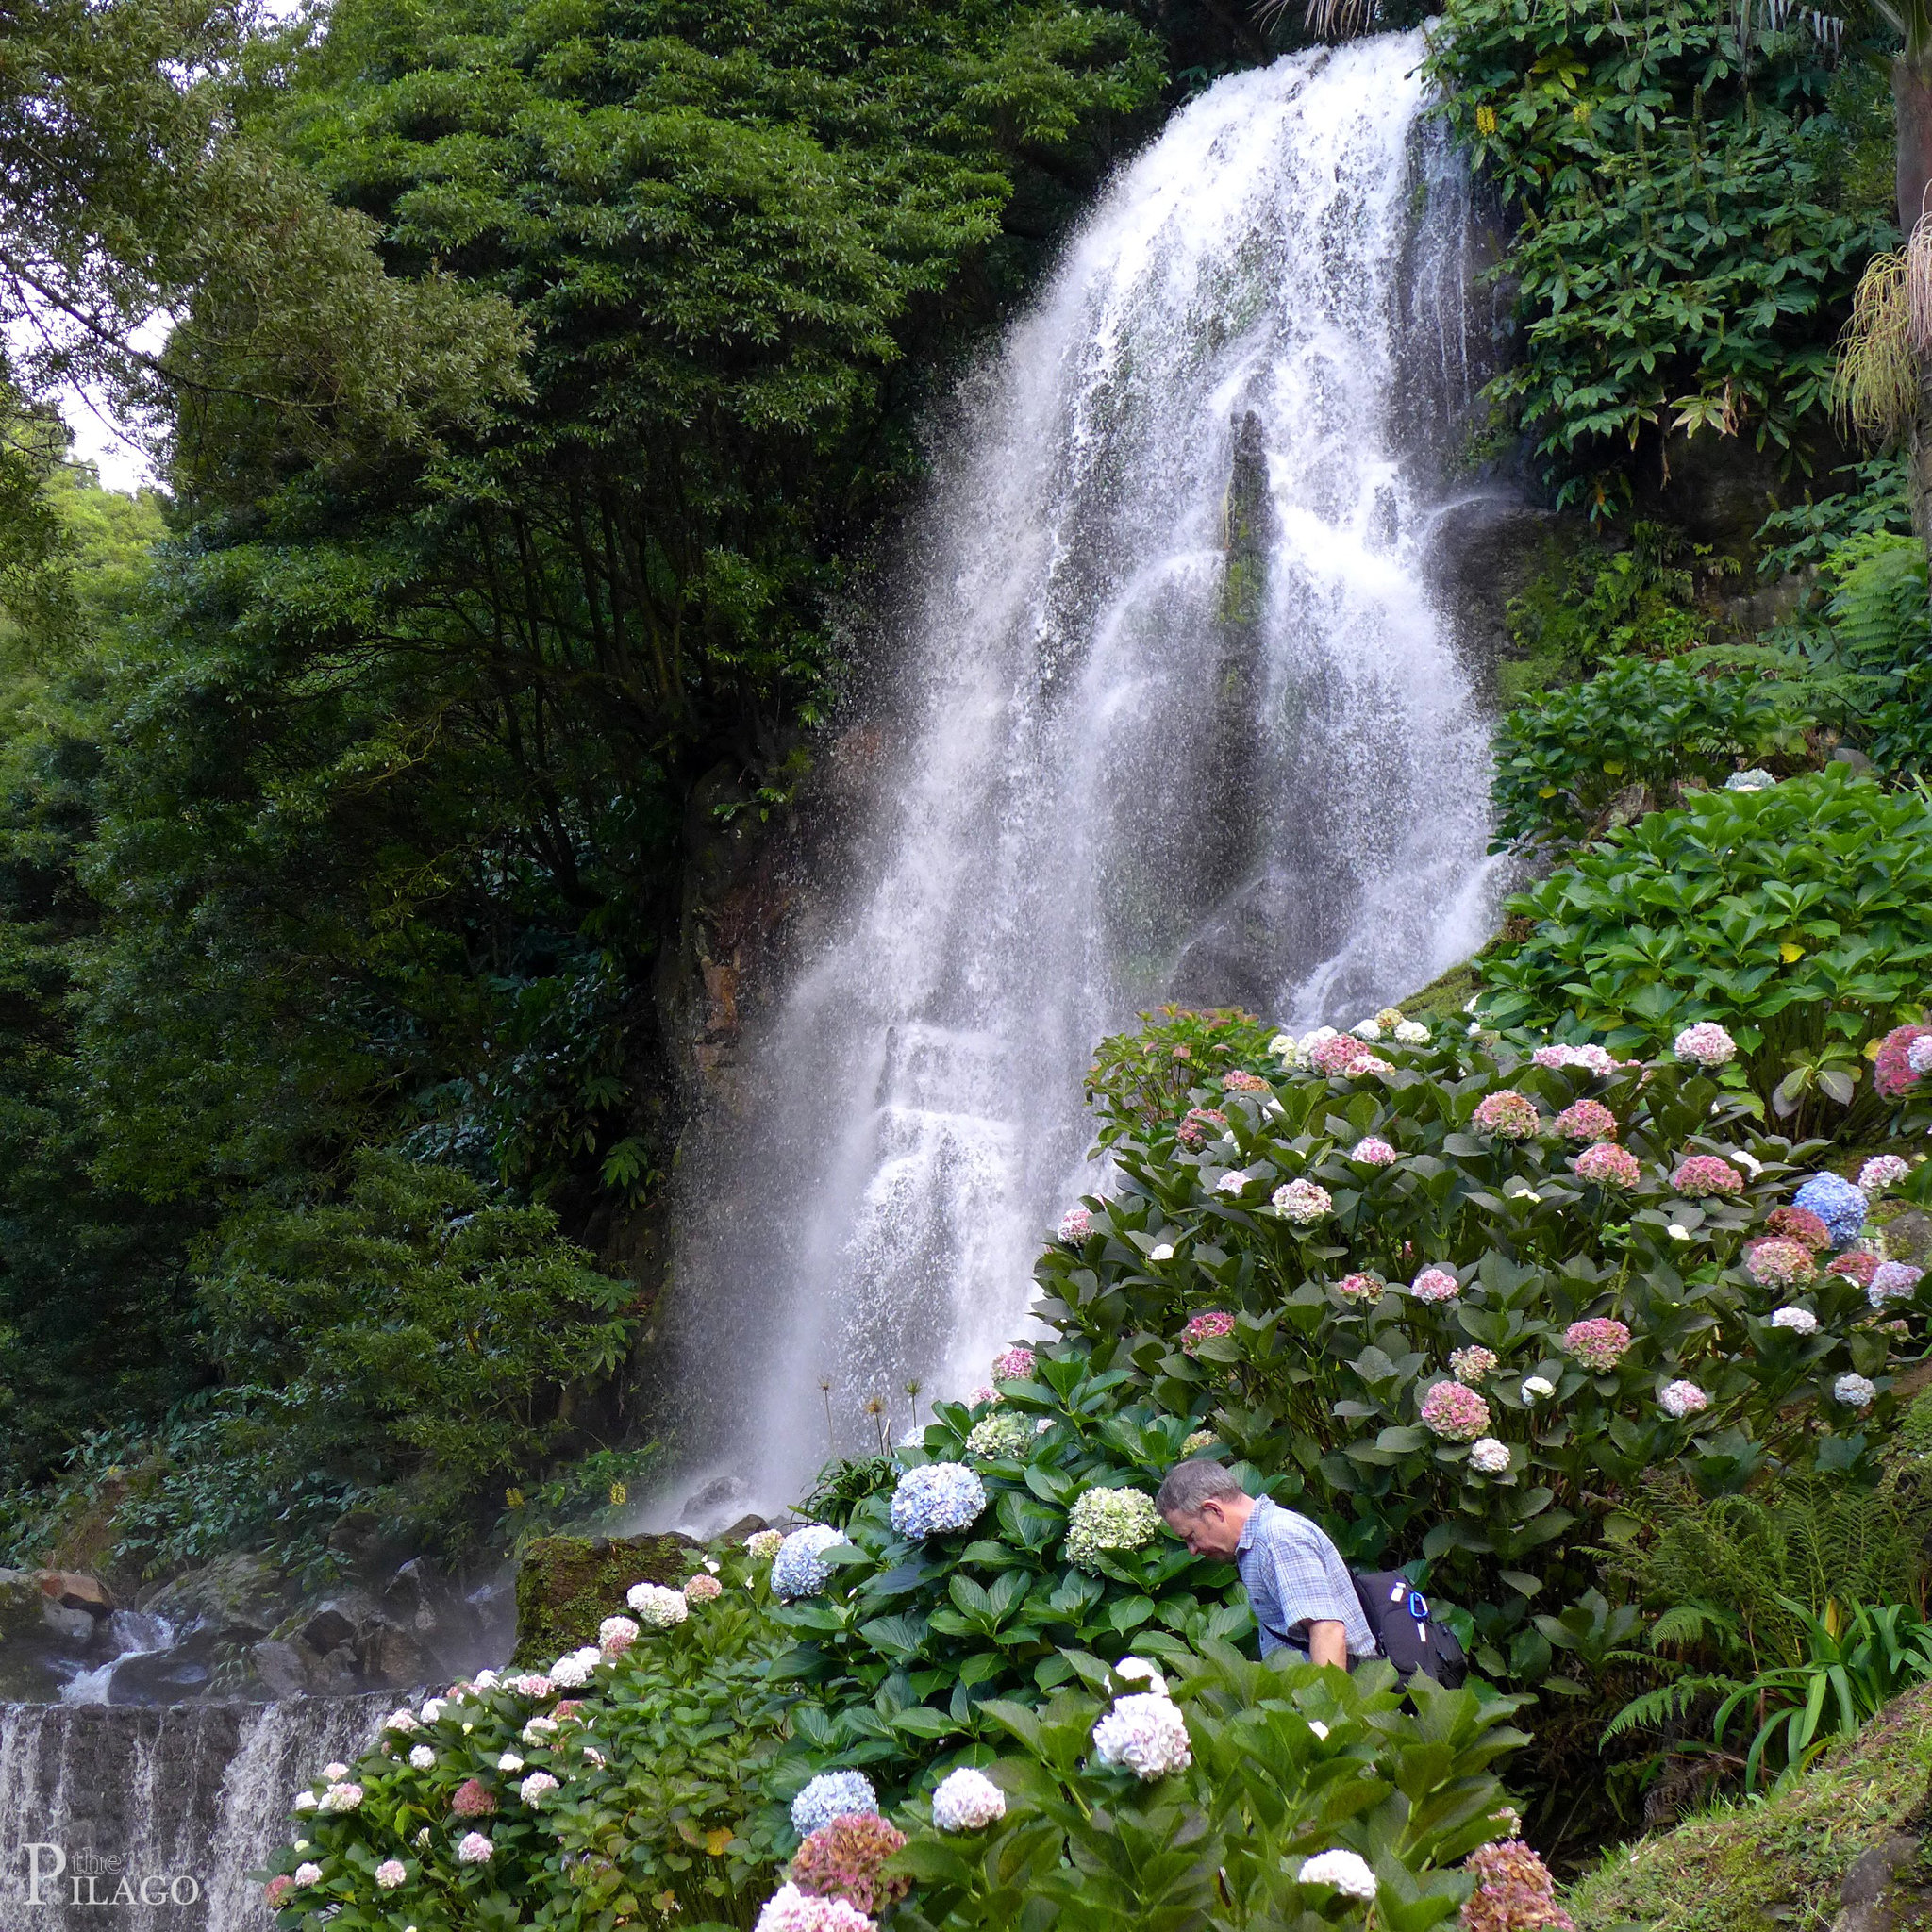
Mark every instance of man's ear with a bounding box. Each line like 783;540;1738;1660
1196;1496;1226;1524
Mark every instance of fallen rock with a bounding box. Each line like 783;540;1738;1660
38;1570;112;1614
250;1638;311;1699
300;1588;384;1657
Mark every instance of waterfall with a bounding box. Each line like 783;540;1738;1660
676;34;1504;1507
0;1696;385;1927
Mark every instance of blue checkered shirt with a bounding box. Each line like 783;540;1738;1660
1236;1497;1377;1662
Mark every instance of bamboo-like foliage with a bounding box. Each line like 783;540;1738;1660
1835;243;1918;442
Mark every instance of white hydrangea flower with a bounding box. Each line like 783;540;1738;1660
519;1772;559;1804
1395;1020;1430;1043
1352;1018;1383;1041
931;1767;1007;1832
322;1763;349;1781
1091;1692;1191;1780
375;1858;407;1890
1910;1037;1932;1075
1522;1376;1556;1403
472;1668;500;1690
1668;1224;1693;1241
629;1581;692;1629
1770;1306;1818;1335
318;1781;363;1813
745;1528;785;1562
1836;1373;1877;1408
522;1716;558;1745
1271;1178;1333;1224
1299;1849;1377;1899
1149;1241;1175;1261
1064;1486;1160;1571
1859;1156;1911;1196
1112;1655;1168;1697
293;1862;323;1887
383;1709;420;1734
1469;1438;1509;1474
418;1698;445;1723
1300;1026;1339;1054
549;1652;592;1688
457;1831;493;1865
497;1752;524;1773
1659;1380;1708;1419
583;1744;607;1768
1307;1720;1329;1740
292;1790;317;1812
1215;1169;1252;1195
408;1745;436;1770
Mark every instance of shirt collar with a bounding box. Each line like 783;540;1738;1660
1236;1494;1270;1554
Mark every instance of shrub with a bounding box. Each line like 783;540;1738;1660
1476;769;1932;1135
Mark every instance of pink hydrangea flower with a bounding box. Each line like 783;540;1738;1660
1462;1840;1575;1932
1222;1070;1271;1094
1659;1379;1708;1419
1874;1024;1932;1100
1451;1346;1498;1385
1827;1250;1881;1287
1177;1108;1228;1149
1182;1310;1237;1355
991;1346;1036;1382
1574;1142;1641;1188
264;1875;295;1909
1272;1178;1333;1224
1562;1318;1631;1371
1473;1091;1541;1140
1672;1155;1744;1198
1869;1261;1924;1307
1351;1136;1398;1165
1334;1272;1384;1302
684;1574;724;1603
1766;1206;1832;1253
966;1385;996;1407
1310;1034;1379;1076
452;1777;497;1818
1673;1023;1737;1069
1745;1238;1817;1289
1058;1208;1092;1245
1859;1156;1912;1195
1420;1379;1492;1441
1533;1042;1618;1075
1554;1100;1618;1144
1411;1267;1461;1303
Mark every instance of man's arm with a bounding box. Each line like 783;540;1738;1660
1307;1620;1347;1670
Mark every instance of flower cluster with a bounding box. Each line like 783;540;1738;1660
451;1777;496;1818
1874;1023;1932;1099
1420;1379;1491;1441
1562;1318;1630;1371
375;1859;407;1890
1573;1141;1641;1188
520;1772;558;1804
1469;1438;1511;1475
1532;1042;1618;1075
685;1573;724;1604
790;1813;909;1915
1745;1238;1817;1289
772;1524;849;1601
791;1771;879;1840
1351;1136;1398;1164
1914;1037;1932;1076
458;1833;494;1865
1770;1306;1818;1336
1451;1346;1498;1385
1794;1172;1868;1248
1215;1169;1253;1196
1334;1272;1384;1302
1724;769;1775;791
1395;1019;1430;1044
1659;1379;1709;1419
1182;1428;1219;1455
1460;1840;1575;1932
1870;1261;1924;1307
1411;1267;1460;1303
1091;1690;1191;1780
1177;1108;1228;1148
1859;1156;1911;1196
755;1884;877;1932
991;1345;1036;1382
1473;1090;1541;1140
626;1582;688;1629
1766;1205;1831;1252
966;1410;1035;1459
1553;1099;1617;1143
1299;1850;1378;1900
318;1781;363;1814
1671;1155;1743;1199
1272;1178;1333;1224
598;1614;640;1655
549;1646;601;1686
746;1528;785;1562
1673;1023;1737;1068
1058;1207;1092;1245
1065;1486;1160;1571
1182;1309;1237;1353
1310;1033;1381;1077
1828;1250;1880;1287
1835;1373;1877;1408
889;1462;987;1538
931;1767;1007;1832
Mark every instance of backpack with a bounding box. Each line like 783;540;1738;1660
1349;1570;1467;1688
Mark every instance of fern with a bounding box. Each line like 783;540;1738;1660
1603;1674;1745;1741
1647;1600;1746;1658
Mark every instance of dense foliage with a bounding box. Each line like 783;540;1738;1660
1426;0;1893;512
1477;769;1932;1131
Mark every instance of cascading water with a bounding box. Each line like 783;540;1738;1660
668;31;1506;1507
0;1696;385;1927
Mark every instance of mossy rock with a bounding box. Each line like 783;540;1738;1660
510;1532;698;1666
1568;1682;1932;1931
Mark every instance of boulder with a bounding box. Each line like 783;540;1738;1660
0;1566;44;1643
140;1550;292;1641
301;1591;383;1657
511;1532;698;1666
38;1570;112;1614
250;1638;311;1699
358;1621;426;1687
1832;1832;1929;1932
40;1598;96;1646
718;1513;772;1545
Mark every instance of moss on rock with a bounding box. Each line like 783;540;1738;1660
1569;1683;1932;1931
510;1532;697;1666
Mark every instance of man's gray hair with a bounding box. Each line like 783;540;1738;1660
1155;1457;1249;1518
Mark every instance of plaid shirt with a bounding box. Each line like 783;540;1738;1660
1236;1497;1377;1662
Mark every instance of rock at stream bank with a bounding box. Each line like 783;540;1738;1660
511;1532;699;1665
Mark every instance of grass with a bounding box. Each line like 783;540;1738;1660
1568;1682;1932;1931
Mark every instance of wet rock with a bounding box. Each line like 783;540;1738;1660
512;1532;697;1666
679;1474;749;1526
0;1566;44;1642
39;1569;114;1615
1883;1209;1932;1265
107;1643;214;1704
1833;744;1877;775
718;1513;772;1544
312;1641;362;1696
42;1597;98;1645
140;1551;291;1641
251;1638;311;1699
384;1557;452;1636
357;1621;426;1686
301;1589;383;1657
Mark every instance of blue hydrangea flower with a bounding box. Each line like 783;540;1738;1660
1793;1173;1867;1250
791;1769;878;1839
889;1461;988;1539
770;1524;848;1601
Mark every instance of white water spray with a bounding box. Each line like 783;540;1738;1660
670;32;1502;1508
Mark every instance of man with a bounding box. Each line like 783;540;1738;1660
1156;1458;1376;1668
